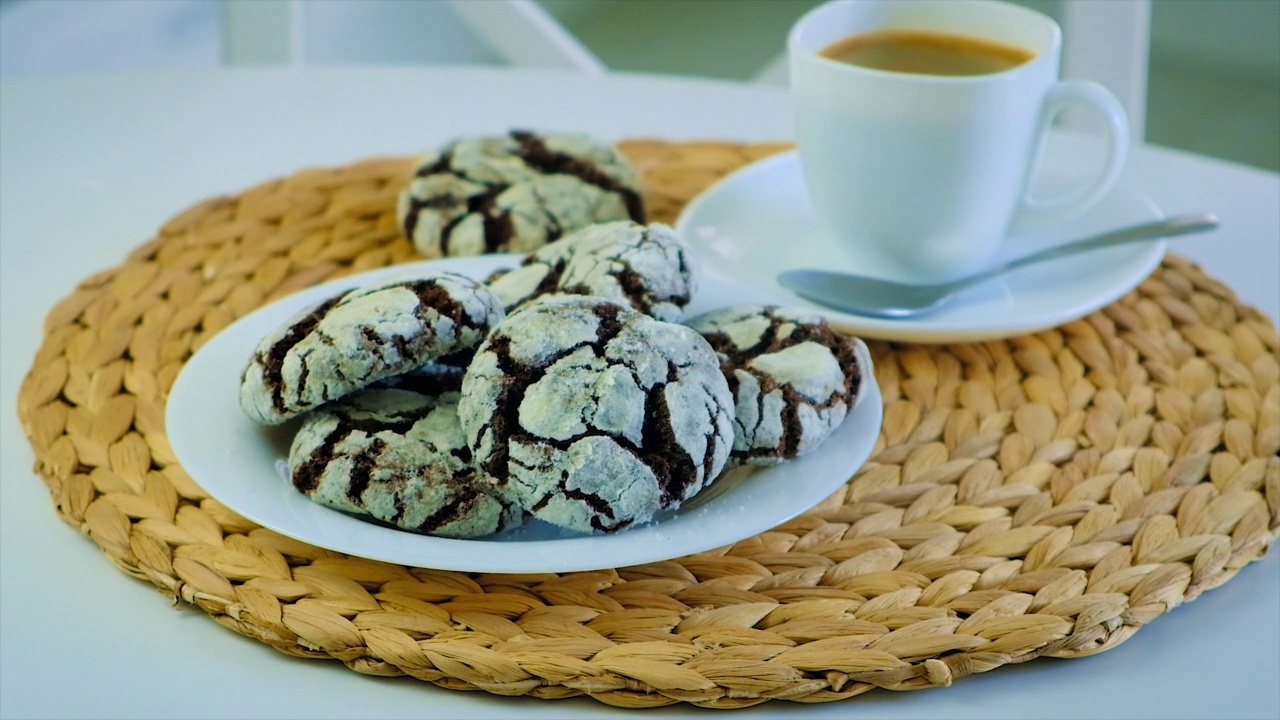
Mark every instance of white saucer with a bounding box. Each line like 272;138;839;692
675;150;1167;343
165;256;883;574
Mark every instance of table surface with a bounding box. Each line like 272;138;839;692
1;66;1277;720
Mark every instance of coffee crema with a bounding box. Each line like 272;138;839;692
819;28;1033;76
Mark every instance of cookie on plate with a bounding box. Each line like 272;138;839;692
289;387;524;538
685;305;863;466
457;295;734;533
239;270;504;425
480;229;579;311
486;220;698;322
397;130;645;258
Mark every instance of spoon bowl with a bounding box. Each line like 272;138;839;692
777;215;1218;319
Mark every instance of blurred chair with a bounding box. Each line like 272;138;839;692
225;0;1151;141
221;0;605;73
1060;0;1150;143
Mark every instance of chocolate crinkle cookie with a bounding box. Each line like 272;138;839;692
485;220;698;322
397;130;645;259
239;270;504;425
289;387;525;538
685;305;863;467
457;295;735;534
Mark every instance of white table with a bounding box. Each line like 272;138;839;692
2;67;1277;720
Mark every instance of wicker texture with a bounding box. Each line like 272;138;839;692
16;140;1280;709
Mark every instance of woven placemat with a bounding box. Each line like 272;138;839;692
16;140;1280;709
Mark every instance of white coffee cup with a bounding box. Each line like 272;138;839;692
789;0;1129;283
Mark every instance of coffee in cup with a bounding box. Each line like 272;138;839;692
819;28;1034;76
789;0;1129;284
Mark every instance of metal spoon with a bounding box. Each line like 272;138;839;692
776;214;1219;319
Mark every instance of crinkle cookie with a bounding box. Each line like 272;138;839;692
480;230;578;309
685;305;863;466
289;388;525;538
397;130;645;258
458;295;734;533
485;220;698;322
239;270;504;425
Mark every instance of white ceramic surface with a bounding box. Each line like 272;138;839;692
788;0;1128;282
677;150;1166;342
165;256;883;573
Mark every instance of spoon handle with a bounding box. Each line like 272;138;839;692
986;214;1220;282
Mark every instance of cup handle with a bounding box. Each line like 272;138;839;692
1010;80;1129;233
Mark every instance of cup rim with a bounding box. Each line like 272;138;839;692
788;0;1061;84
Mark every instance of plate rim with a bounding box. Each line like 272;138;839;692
164;256;884;573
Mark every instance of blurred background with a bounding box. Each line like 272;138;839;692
0;0;1276;172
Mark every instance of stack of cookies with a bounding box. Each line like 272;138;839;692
237;131;863;539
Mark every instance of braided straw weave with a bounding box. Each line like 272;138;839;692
16;140;1280;709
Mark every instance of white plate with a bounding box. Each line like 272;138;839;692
676;150;1167;343
166;256;882;574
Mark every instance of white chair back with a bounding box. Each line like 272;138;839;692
221;0;604;73
222;0;1152;141
1060;0;1150;143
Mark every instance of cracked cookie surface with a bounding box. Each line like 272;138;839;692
686;305;863;466
397;131;644;259
289;387;525;538
239;270;504;424
486;220;698;322
457;295;734;533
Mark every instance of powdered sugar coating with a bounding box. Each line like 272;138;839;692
457;295;734;533
481;233;579;311
686;305;863;466
239;270;504;425
397;131;644;258
486;221;698;322
289;388;524;538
